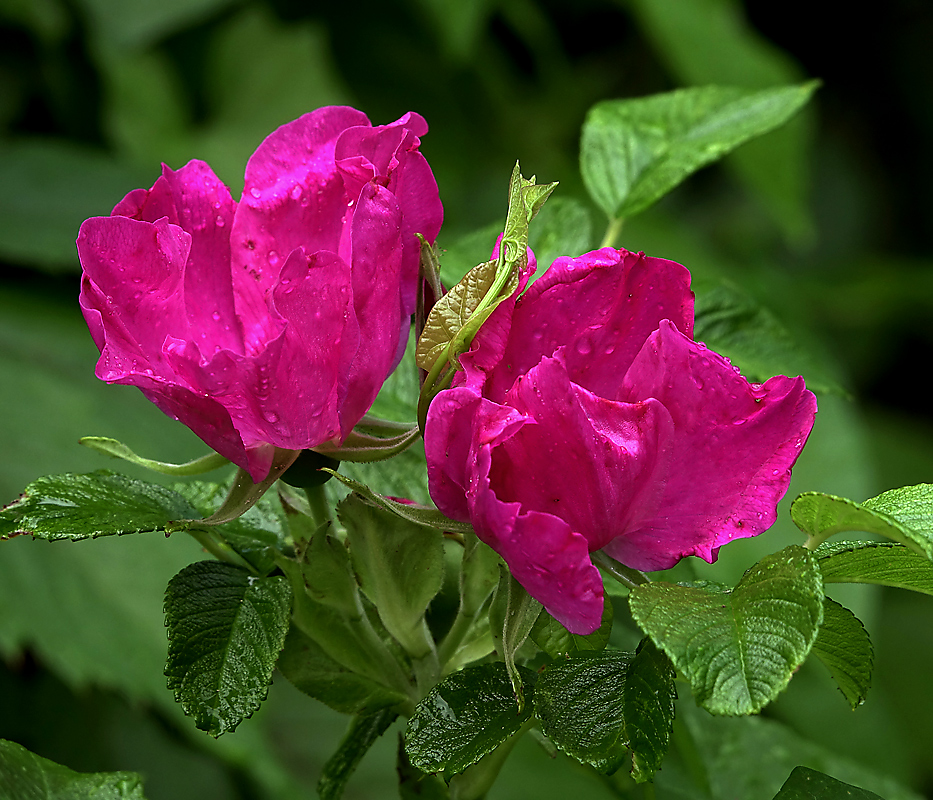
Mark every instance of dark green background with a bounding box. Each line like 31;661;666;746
1;0;932;797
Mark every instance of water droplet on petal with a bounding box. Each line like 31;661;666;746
290;185;302;201
268;251;280;267
211;311;221;322
249;187;261;199
215;215;225;227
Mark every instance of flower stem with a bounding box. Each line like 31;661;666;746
447;719;534;800
600;216;625;249
593;551;650;589
437;606;475;669
305;484;332;530
186;527;255;573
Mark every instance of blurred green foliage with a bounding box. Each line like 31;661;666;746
1;0;932;797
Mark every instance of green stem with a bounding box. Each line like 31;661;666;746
186;527;255;572
600;216;625;249
593;551;650;589
437;606;476;669
305;484;332;530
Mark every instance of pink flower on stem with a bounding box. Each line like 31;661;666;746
425;247;817;634
77;107;442;482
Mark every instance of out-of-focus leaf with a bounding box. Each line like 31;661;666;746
0;738;148;799
75;0;237;51
694;281;844;394
527;197;595;274
627;0;814;242
0;141;148;270
317;710;397;800
810;598;873;709
580;82;817;221
772;766;885;800
410;0;494;63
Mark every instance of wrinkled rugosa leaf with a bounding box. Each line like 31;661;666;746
0;738;148;799
405;662;536;776
773;766;885;800
164;560;291;736
629;546;823;715
0;470;196;540
810;597;873;709
816;541;933;595
317;709;397;800
791;485;933;557
534;640;675;782
581;81;818;220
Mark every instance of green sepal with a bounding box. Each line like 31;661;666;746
533;639;676;781
79;435;229;475
810;597;873;709
325;470;474;536
163;561;292;737
340;494;445;659
405;662;537;776
317;709;397;800
277;625;410;715
629;545;824;715
791;485;933;556
0;738;148;799
580;81;819;221
531;596;613;658
279;449;341;488
489;569;541;708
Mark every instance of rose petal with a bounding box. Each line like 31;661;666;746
485;248;693;402
490;356;673;551
606;320;818;570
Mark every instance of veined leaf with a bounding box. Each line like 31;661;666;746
0;470;196;541
581;81;818;220
531;598;613;659
534;640;676;781
629;546;824;715
164;561;291;736
816;540;933;595
810;597;873;709
405;662;536;776
791;486;933;557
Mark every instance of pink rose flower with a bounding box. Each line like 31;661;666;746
77;107;442;482
425;247;817;634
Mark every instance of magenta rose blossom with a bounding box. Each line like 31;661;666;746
425;247;817;634
77;106;442;482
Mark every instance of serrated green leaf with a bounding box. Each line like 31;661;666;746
773;766;885;800
629;546;824;715
175;479;288;575
277;625;408;715
340;494;444;658
530;597;613;658
326;471;474;536
810;597;873;710
694;282;844;395
816;541;933;595
580;82;818;220
317;708;397;800
791;489;933;558
0;738;148;800
397;733;450;800
0;470;197;541
414;258;508;370
164;561;292;736
405;662;536;775
534;640;676;780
